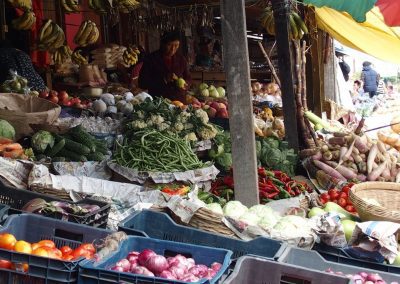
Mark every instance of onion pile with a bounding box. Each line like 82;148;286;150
110;249;222;282
326;269;399;284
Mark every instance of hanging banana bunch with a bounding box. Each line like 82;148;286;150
53;45;73;65
122;45;140;66
71;50;88;66
38;19;65;52
12;10;36;30
88;0;111;15
61;0;80;14
114;0;141;13
74;20;100;47
260;8;309;40
7;0;32;10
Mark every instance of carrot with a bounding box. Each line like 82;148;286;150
2;149;24;159
0;137;13;145
5;143;22;151
367;144;378;174
313;160;346;181
368;161;387;181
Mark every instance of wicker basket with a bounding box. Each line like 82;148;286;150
349;182;400;223
30;185;73;201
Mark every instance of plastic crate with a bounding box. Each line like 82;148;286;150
0;182;110;228
224;255;349;284
78;236;232;284
278;247;400;283
0;203;9;222
313;243;400;275
118;210;284;260
0;214;111;283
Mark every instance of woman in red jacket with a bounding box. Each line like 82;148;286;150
138;31;191;103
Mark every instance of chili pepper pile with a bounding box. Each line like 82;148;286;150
158;184;190;196
210;167;313;205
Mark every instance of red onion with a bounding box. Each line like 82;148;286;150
207;268;217;279
169;264;186;279
367;273;383;282
138;249;156;266
130;261;138;272
159;270;176;280
131;266;155;277
111;266;124;272
211;262;222;272
180;274;200;282
145;255;169;274
128;251;140;257
186;258;195;269
115;259;130;272
359;272;368;280
189;264;209;278
127;252;139;263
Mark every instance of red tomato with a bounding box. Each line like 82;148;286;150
58;91;69;102
64;100;73;107
328;188;338;195
332;199;338;204
62;254;74;261
0;259;12;269
346;199;353;206
345;205;356;213
60;246;72;256
320;193;330;201
320;198;328;204
79;243;95;254
73;98;81;105
72;247;92;260
341;185;351;195
329;191;340;201
338;192;348;199
49;95;59;104
338;198;347;208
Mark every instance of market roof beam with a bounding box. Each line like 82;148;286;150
220;0;259;207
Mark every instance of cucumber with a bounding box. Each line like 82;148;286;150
58;149;87;162
69;129;96;153
87;152;105;162
52;157;66;162
64;139;90;155
46;139;65;157
53;133;65;142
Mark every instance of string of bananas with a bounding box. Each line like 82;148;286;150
61;0;80;14
71;50;88;66
38;20;65;52
122;46;140;66
53;45;73;65
261;8;308;40
7;0;32;10
88;0;111;14
12;10;36;30
74;20;100;47
114;0;140;13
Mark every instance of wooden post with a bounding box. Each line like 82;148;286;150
0;0;6;40
220;0;259;206
271;0;299;150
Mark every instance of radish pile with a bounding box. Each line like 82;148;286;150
326;269;399;284
109;249;222;282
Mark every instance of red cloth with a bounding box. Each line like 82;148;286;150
376;0;400;27
30;0;49;68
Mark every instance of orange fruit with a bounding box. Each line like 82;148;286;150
60;246;72;256
62;254;74;261
37;240;55;249
11;263;29;272
79;244;95;254
0;234;17;250
32;247;48;258
45;248;62;259
31;243;40;251
14;241;32;254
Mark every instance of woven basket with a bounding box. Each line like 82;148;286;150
30;185;72;201
349;182;400;223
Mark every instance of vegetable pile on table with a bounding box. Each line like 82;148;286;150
326;269;398;284
114;129;210;172
125;97;218;142
32;125;108;162
319;183;356;214
109;249;222;282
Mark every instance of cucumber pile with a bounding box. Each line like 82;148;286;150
35;126;108;162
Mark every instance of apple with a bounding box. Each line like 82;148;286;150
39;90;49;98
307;207;325;218
341;219;356;242
217;108;229;118
49;95;59;104
206;107;217;118
210;102;220;110
219;103;227;110
49;90;58;97
73;98;81;105
58;91;69;102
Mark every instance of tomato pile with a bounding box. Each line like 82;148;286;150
319;183;356;213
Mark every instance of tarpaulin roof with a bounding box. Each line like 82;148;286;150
315;7;400;64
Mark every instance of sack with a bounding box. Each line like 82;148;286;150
0;93;61;139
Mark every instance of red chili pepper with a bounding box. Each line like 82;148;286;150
258;167;266;177
267;192;279;199
223;176;234;188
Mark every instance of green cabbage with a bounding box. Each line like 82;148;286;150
223;201;248;220
31;130;55;153
0;120;15;140
258;215;280;231
238;212;260;226
215;153;232;171
249;205;276;218
206;203;223;215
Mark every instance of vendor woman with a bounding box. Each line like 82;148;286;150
139;31;191;103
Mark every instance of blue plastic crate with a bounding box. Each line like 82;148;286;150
278;247;400;283
0;203;9;222
118;210;284;260
224;255;350;284
78;236;232;284
0;214;112;283
314;242;400;275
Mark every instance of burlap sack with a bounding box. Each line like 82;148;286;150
0;93;61;139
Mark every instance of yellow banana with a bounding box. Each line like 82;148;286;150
39;19;53;42
79;22;94;47
74;20;88;45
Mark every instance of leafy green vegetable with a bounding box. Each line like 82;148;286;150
0;120;15;140
215;153;232;171
256;140;262;159
31;130;55;153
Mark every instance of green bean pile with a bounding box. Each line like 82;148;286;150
114;130;209;172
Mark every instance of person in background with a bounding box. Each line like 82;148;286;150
139;31;191;103
0;39;46;91
352;80;363;103
377;74;387;95
360;61;378;98
337;53;350;82
196;37;213;68
130;45;146;88
387;85;395;96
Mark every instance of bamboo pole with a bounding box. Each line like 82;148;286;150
257;41;281;87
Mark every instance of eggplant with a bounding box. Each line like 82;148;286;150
21;198;47;213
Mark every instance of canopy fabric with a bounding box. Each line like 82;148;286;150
303;0;376;23
315;7;400;64
376;0;400;27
